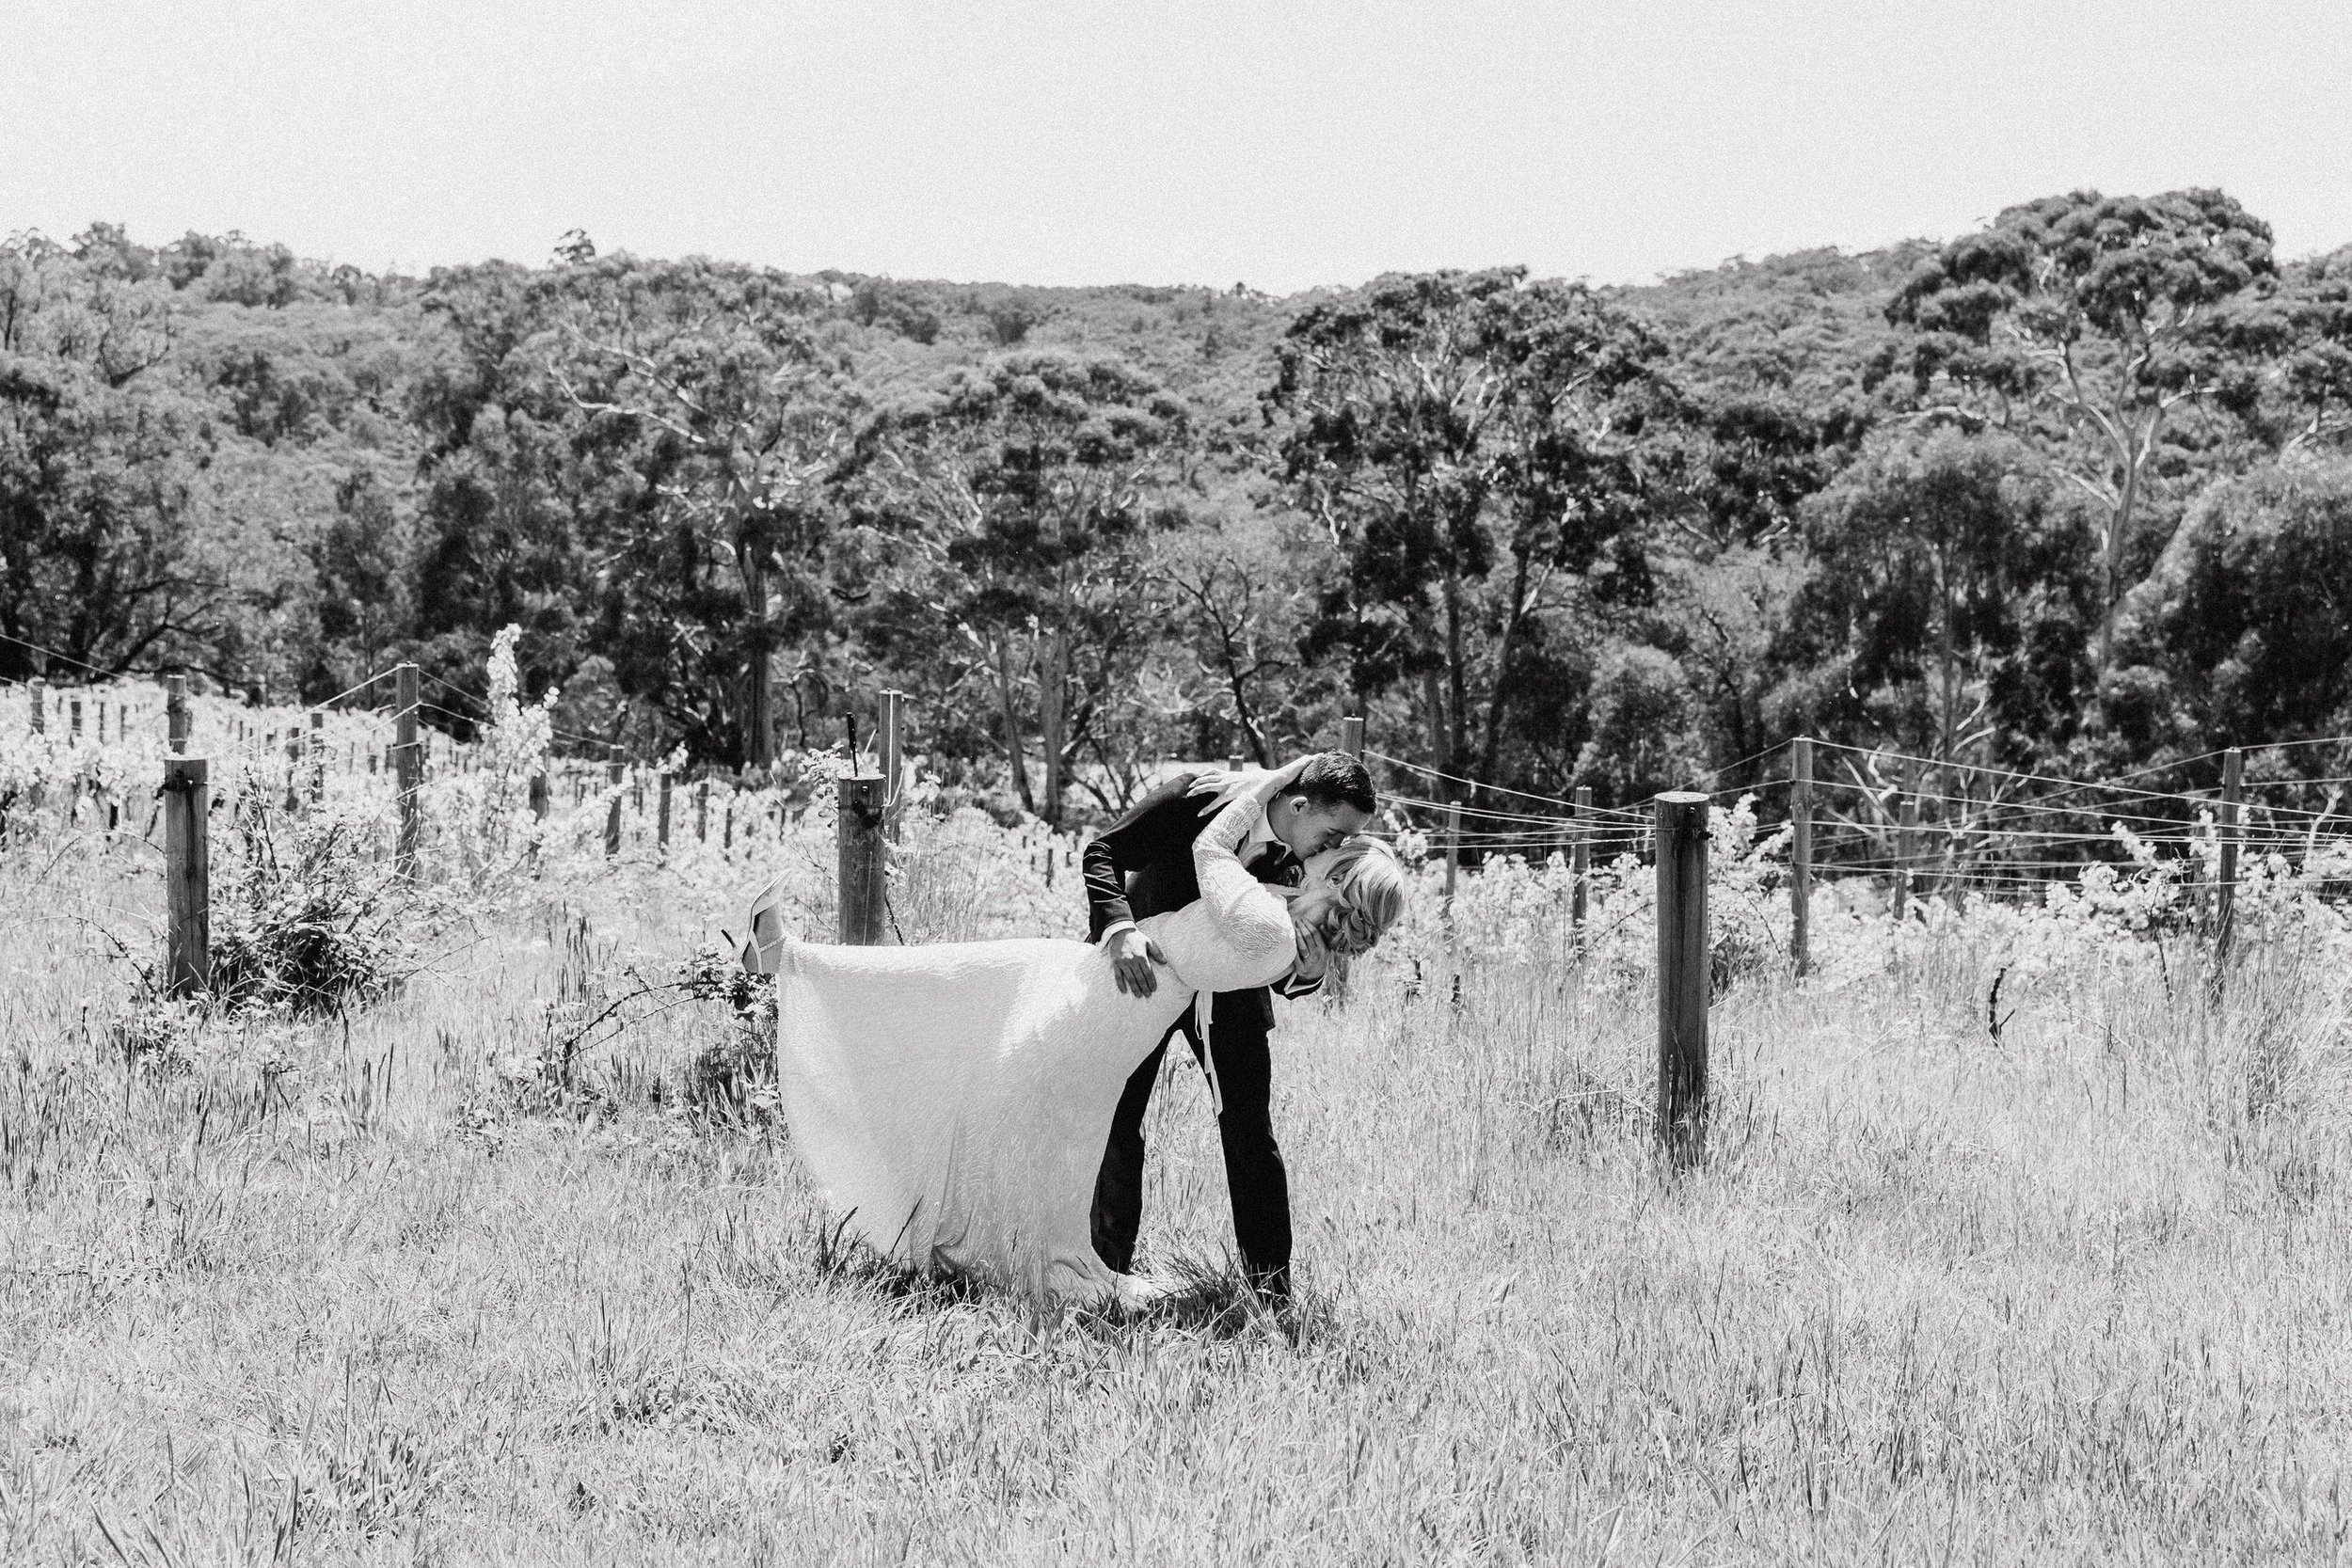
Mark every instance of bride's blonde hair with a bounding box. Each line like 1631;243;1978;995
1288;834;1410;988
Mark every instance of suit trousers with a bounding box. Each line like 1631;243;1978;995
1089;989;1291;1295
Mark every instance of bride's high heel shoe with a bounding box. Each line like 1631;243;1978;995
1111;1271;1179;1314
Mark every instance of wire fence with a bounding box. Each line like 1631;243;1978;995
1362;734;2352;905
12;659;2352;912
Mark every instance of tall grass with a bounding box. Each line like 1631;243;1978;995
4;827;2351;1564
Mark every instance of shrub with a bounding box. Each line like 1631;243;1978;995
203;788;413;1016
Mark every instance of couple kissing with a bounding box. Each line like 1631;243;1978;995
741;752;1407;1308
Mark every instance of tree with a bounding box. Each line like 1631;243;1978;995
2139;459;2352;757
1883;189;2276;671
862;353;1187;824
548;255;858;766
1788;429;2094;775
405;254;856;763
0;237;223;680
1269;268;1669;803
2270;245;2352;451
1146;510;1314;766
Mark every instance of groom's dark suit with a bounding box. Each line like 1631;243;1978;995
1083;772;1314;1298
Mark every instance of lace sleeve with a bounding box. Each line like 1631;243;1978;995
1192;795;1295;965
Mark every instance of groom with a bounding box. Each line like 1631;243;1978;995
1083;752;1378;1302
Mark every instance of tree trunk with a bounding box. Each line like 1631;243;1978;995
739;541;773;769
1937;538;1957;804
1442;569;1470;796
1421;664;1450;802
1038;626;1070;827
2094;407;2159;673
995;640;1035;814
1474;550;1536;790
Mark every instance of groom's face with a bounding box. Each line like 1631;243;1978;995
1271;792;1373;860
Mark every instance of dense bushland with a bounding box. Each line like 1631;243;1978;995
6;197;2351;830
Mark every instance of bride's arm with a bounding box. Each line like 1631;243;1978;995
1192;761;1307;954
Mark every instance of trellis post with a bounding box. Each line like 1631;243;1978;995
1790;736;1813;976
1570;785;1592;952
163;757;210;995
2214;746;2243;978
393;663;421;879
880;689;905;841
837;774;889;944
1893;764;1918;921
604;758;624;858
1443;803;1461;908
1340;715;1364;758
1655;791;1711;1168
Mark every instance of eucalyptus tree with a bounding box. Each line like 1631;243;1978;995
857;353;1186;824
547;254;862;766
1266;267;1671;802
1882;188;2276;670
0;233;223;681
1790;429;2091;776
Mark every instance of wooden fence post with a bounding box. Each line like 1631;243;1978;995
1570;785;1592;951
696;779;709;844
69;698;82;746
1790;737;1812;976
167;674;188;754
604;759;624;858
1340;715;1364;758
28;677;44;737
837;774;889;944
2215;746;2243;980
658;772;673;855
1655;791;1711;1167
1443;803;1461;907
163;757;210;996
1893;764;1917;922
393;663;421;879
309;711;326;803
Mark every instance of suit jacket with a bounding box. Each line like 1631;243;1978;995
1081;773;1319;1015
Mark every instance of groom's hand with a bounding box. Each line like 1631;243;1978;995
1107;927;1166;997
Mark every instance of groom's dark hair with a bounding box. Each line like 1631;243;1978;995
1287;752;1377;816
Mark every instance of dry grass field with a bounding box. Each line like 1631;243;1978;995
6;827;2352;1565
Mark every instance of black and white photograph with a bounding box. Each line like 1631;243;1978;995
5;2;2352;1561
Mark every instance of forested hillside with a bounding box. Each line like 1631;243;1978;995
6;193;2349;823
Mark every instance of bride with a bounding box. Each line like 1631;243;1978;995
739;758;1407;1307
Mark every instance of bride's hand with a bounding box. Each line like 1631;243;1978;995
1251;757;1311;805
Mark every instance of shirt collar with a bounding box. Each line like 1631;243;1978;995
1245;811;1279;860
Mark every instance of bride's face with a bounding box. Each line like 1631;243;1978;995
1290;882;1375;958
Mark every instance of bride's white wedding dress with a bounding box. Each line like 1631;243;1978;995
742;786;1295;1305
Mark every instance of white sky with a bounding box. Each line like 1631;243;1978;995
8;0;2349;291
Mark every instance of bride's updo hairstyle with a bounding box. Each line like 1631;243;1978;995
1291;834;1409;988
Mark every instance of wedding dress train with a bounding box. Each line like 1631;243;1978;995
741;787;1297;1304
